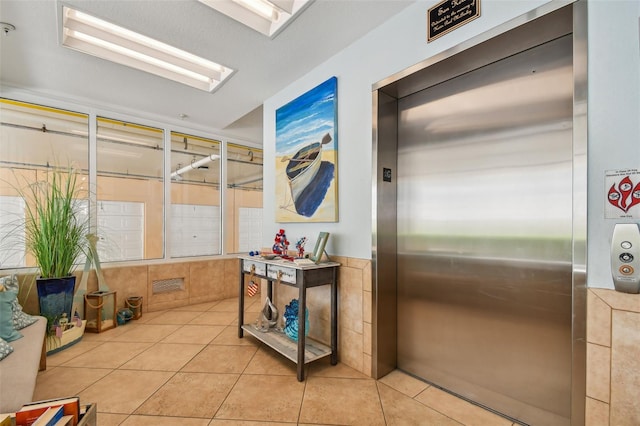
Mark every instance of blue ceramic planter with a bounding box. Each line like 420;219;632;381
36;276;76;323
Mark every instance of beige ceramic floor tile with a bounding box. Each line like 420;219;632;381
161;324;226;344
378;369;429;398
143;310;204;325
45;340;105;366
97;412;129;426
377;382;462;426
132;311;165;324
243;345;297;376
135;372;238;418
33;366;112;400
81;323;142;341
209;421;294;426
32;296;513;425
416;387;512;426
308;357;370;379
120;343;205;371
60;341;153;368
181;344;258;373
120;415;210;425
189;311;237;326
111;324;181;342
209;298;240;312
215;374;305;423
172;301;219;311
78;369;174;414
299;376;385;425
211;326;260;346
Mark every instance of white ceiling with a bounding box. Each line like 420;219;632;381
0;0;415;144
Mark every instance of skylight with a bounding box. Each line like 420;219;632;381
198;0;312;38
61;6;234;92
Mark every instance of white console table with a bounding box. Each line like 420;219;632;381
238;255;339;381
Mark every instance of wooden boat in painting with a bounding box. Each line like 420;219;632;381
285;133;332;202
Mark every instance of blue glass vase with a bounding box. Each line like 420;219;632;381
283;299;309;341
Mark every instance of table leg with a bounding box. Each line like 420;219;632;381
238;263;244;338
331;266;338;365
297;283;306;381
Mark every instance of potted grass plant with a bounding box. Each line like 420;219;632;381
19;165;89;333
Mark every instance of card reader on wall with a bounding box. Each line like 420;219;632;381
611;223;640;294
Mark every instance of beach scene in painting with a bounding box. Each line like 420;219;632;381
276;77;338;222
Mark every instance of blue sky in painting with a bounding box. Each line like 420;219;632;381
276;77;337;156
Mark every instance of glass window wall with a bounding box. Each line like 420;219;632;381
0;99;89;269
169;132;221;257
0;97;264;271
226;144;263;253
96;118;164;261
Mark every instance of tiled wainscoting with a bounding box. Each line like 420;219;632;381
16;256;373;378
586;288;640;426
17;256;640;423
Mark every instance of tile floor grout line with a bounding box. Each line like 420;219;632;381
296;371;308;425
37;296;515;425
99;308;195;421
374;381;389;425
208;337;262;422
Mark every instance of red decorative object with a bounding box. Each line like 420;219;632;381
296;237;307;258
272;228;290;256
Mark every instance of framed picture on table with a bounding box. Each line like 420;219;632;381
310;232;330;263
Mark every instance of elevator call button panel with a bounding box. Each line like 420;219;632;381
611;223;640;294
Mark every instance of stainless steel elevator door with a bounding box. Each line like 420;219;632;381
396;35;573;426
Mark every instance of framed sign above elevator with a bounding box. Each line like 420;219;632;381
427;0;481;42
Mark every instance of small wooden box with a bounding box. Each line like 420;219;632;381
84;291;117;333
77;403;97;426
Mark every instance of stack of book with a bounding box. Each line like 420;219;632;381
12;396;83;426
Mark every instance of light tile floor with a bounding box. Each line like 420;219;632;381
35;297;517;425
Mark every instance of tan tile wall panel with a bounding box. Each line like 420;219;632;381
17;256;373;376
101;265;148;312
189;260;226;304
223;258;242;299
77;258;242;313
147;263;191;311
610;310;640;425
338;265;364;334
266;256;372;377
586;288;640;426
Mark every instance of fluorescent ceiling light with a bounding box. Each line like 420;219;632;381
198;0;313;38
235;0;278;21
61;6;234;92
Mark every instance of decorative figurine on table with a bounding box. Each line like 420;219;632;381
272;228;290;258
296;237;307;258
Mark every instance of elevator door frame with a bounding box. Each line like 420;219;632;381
371;2;587;425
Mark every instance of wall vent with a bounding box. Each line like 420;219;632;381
152;278;184;294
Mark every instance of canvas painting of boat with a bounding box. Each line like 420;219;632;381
276;77;338;222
